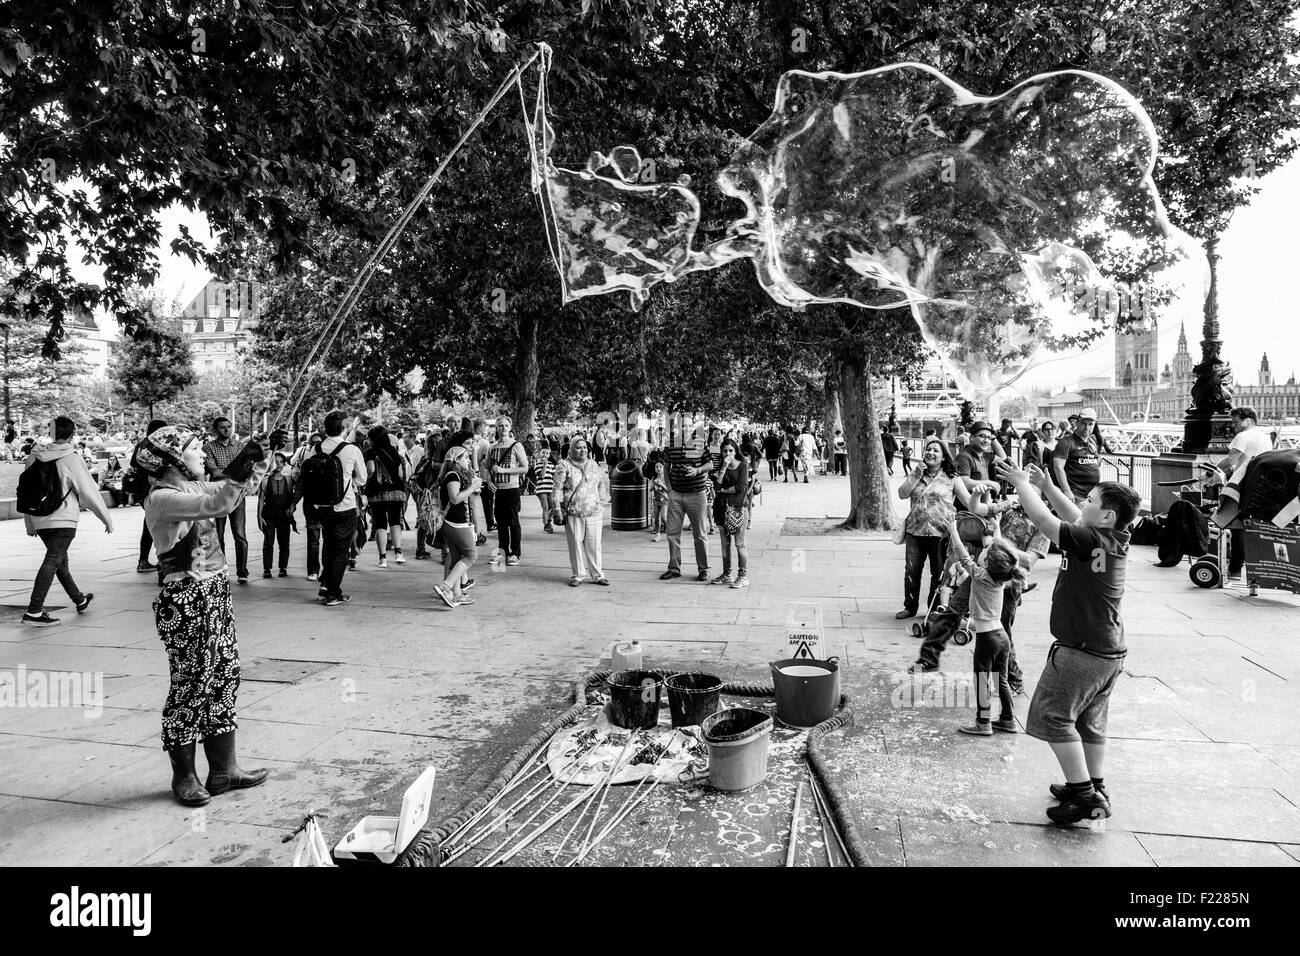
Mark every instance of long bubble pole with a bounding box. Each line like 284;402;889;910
271;45;547;432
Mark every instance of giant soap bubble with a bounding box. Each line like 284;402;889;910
525;47;1204;400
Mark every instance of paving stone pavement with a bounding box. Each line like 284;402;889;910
1;471;1297;867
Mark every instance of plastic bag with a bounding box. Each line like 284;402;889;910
290;815;336;867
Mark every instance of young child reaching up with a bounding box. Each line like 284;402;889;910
945;518;1025;737
996;458;1142;827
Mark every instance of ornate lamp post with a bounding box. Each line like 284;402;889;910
1175;236;1235;454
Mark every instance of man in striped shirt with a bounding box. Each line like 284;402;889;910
659;424;713;581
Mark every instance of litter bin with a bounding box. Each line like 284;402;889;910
610;459;648;530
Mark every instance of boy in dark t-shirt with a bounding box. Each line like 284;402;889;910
996;458;1141;826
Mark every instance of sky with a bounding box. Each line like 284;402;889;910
94;119;1300;399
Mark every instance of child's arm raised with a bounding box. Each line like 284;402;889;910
996;460;1070;545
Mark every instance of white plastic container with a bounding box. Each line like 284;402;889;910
784;602;825;660
333;766;436;865
611;640;643;671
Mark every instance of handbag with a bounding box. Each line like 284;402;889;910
724;503;745;535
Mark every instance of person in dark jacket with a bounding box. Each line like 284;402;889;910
881;427;898;475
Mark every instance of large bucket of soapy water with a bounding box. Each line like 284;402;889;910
701;708;773;792
606;670;664;730
769;657;840;729
665;672;724;727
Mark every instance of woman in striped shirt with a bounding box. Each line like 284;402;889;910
530;436;556;534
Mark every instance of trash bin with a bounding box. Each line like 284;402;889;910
610;459;648;530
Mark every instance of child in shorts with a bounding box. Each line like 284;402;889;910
650;461;669;541
945;519;1024;737
997;459;1141;826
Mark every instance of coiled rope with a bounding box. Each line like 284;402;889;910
395;669;870;867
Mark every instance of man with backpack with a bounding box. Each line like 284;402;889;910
290;431;324;579
299;411;367;606
19;416;113;627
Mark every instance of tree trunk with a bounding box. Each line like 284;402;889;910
513;310;539;437
838;353;897;531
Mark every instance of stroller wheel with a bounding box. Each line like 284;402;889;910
1189;557;1220;589
911;622;923;638
952;626;973;647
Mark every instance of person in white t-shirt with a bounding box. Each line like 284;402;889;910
1211;406;1275;577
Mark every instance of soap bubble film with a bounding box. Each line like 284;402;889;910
526;50;1204;399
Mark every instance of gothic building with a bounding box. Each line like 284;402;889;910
1233;353;1300;422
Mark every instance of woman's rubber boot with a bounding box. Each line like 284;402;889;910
202;730;269;795
167;743;211;807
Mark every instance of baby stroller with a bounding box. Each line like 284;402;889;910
910;512;992;646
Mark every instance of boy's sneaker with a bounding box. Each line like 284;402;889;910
652;533;660;543
136;562;158;573
75;594;94;614
710;572;732;586
394;550;405;565
317;588;329;601
22;612;60;627
1050;781;1110;804
695;570;710;582
1047;791;1112;826
347;559;356;570
307;573;319;581
377;555;388;569
462;578;476;591
991;718;1019;733
324;594;351;607
433;584;456;609
455;594;476;606
278;569;288;578
414;551;431;560
506;556;520;566
729;575;749;589
958;722;993;736
263;570;273;579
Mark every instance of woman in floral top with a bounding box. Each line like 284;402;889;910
895;438;982;619
551;436;612;587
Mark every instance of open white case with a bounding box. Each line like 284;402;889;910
332;766;436;864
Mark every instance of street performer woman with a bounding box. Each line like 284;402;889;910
135;424;284;807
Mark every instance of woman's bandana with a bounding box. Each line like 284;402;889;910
134;425;200;479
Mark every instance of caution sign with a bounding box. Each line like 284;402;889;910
785;602;825;660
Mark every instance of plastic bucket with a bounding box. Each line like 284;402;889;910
769;658;840;729
606;669;664;730
701;708;773;792
665;672;724;727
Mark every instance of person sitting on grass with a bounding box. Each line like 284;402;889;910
996;458;1141;827
944;518;1025;738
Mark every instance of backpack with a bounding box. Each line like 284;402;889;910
300;442;350;508
261;473;293;516
17;458;69;517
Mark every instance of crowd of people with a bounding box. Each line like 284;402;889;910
893;411;1144;825
14;405;1157;826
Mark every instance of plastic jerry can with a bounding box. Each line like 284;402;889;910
612;640;643;671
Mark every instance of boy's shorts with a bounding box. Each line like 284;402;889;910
1026;644;1124;744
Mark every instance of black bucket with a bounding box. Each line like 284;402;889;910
606;669;664;730
665;672;724;727
769;658;840;729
